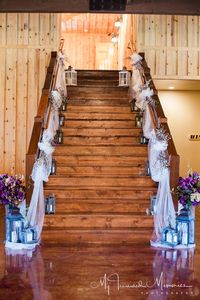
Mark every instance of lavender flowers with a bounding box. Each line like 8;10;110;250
174;172;200;207
0;174;26;206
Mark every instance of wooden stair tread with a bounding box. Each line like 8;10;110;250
67;105;131;113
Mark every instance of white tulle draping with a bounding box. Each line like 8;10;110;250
130;52;176;248
55;52;67;98
6;54;65;251
148;131;176;244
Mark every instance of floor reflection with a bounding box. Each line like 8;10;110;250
148;248;199;299
0;247;51;300
0;244;199;300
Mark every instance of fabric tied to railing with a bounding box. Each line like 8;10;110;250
130;52;176;248
5;54;65;251
148;130;176;245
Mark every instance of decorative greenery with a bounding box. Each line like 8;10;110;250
0;174;26;207
173;172;200;208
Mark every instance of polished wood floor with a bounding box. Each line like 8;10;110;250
0;207;199;300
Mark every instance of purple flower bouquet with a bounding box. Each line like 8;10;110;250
174;172;200;208
0;174;26;207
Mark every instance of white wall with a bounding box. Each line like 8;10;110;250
159;90;200;176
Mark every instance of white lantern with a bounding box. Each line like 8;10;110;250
119;67;130;86
65;66;77;86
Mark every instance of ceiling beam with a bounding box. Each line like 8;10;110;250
0;0;199;15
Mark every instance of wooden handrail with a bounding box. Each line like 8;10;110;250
26;39;64;201
139;52;180;196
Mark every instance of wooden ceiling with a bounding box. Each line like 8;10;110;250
61;13;121;34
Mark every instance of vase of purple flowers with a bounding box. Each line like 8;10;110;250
0;174;26;208
173;172;200;209
0;174;26;243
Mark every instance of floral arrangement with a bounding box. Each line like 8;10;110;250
0;174;26;206
173;172;200;207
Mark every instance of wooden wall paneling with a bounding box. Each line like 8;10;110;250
188;49;198;77
50;13;58;46
4;49;17;174
178;16;187;47
16;49;28;174
26;48;40;147
177;49;188;77
38;48;47;105
29;13;39;45
17;13;29;45
0;13;6;45
155;49;166;76
6;13;18;45
166;49;177;76
188;16;198;48
39;13;50;46
0;49;6;173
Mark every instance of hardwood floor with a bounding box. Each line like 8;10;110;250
0;207;199;300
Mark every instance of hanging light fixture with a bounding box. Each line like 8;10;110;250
111;34;118;44
114;18;121;29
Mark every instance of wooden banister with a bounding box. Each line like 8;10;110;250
139;52;180;195
26;39;64;201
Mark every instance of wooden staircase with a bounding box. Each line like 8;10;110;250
42;70;157;245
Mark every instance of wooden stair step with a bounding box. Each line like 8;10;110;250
77;79;119;86
62;128;141;137
55;166;146;176
63;112;135;120
41;228;152;245
44;188;157;200
68;99;129;106
68;85;128;94
62;136;140;146
53;155;147;166
63;120;136;129
43;213;153;229
54;146;147;156
77;70;119;78
54;199;150;213
67;105;131;113
46;176;155;187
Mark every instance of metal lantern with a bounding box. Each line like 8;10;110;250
45;195;56;214
21;227;37;244
65;66;77;86
54;130;63;144
135;113;143;128
150;195;157;215
145;160;151;176
176;208;195;246
130;100;139;112
59;113;65;127
5;206;24;243
50;159;57;175
119;67;130;86
140;133;149;145
162;227;179;247
60;101;67;112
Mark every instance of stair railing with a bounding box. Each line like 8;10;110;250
138;53;180;192
26;39;64;202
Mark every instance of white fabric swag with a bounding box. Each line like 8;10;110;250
5;54;66;251
130;53;176;247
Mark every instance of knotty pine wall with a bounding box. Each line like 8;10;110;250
136;15;200;79
0;13;60;175
62;33;118;70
